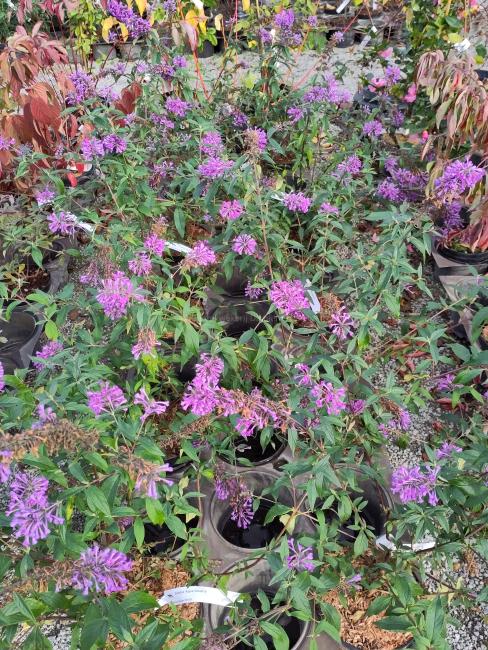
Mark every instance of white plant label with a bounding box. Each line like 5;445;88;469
453;38;471;52
336;0;351;13
158;586;241;607
167;241;192;254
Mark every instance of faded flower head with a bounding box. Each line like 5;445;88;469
132;455;173;497
132;328;159;360
244;128;267;154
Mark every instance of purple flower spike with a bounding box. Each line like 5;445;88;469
87;381;127;416
283;192;312;213
71;544;133;595
391;465;440;506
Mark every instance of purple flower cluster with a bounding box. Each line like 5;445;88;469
0;362;4;392
200;131;224;157
162;0;176;14
134;388;169;423
81;134;127;160
48;211;77;236
274;8;302;45
295;363;314;387
286;538;314;571
232;234;258;256
33;341;63;371
7;472;64;547
35;186;56;206
385;64;402;85
283;192;312;213
348;399;366;415
181;354;225;416
379;408;411;438
132;328;159;359
335;155;362;178
363;119;385;137
287;107;305;123
245;282;263;300
436;441;462;460
97;271;144;320
198;157;234;179
259;28;273;45
107;0;151;39
232;109;249;129
215;475;254;529
220;200;243;221
440;202;464;237
144;233;165;257
150;113;175;130
0;450;13;483
165;97;192;117
391;465;440;506
67;70;96;105
87;381;127;416
0;135;15;151
184;241;217;268
128;252;152;276
329;307;355;340
319;202;339;215
71;544;132;595
173;55;187;68
435;159;485;200
32;404;57;429
377;179;403;202
270;279;309;319
232;387;282;438
310;381;347;415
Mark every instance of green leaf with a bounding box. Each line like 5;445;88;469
106;600;133;642
146;498;165;525
253;636;269;650
376;615;412;631
425;596;445;641
122;591;159;614
12;594;36;624
164;513;187;539
134;518;145;550
353;531;369;557
86;486;111;517
366;595;391;616
44;320;59;341
80;604;108;650
260;621;289;650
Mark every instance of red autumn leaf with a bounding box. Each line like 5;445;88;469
114;82;142;115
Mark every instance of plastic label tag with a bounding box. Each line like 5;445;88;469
167;241;192;254
158;586;241;607
453;38;471;52
336;0;351;13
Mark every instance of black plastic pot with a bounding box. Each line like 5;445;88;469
218;431;286;467
435;242;488;271
204;559;343;649
144;513;200;555
476;69;488;82
318;470;392;544
205;292;276;338
0;309;43;375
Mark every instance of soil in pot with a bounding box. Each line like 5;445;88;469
323;587;412;650
112;558;199;649
144;514;200;555
218;500;283;549
229;591;305;649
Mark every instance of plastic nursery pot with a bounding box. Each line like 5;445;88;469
476;69;488;82
217;430;286;468
92;42;117;60
208;469;314;554
319;469;393;544
117;41;142;60
204;558;344;650
434;242;488;271
0;309;42;374
205;292;276;338
213;268;253;297
144;502;201;557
